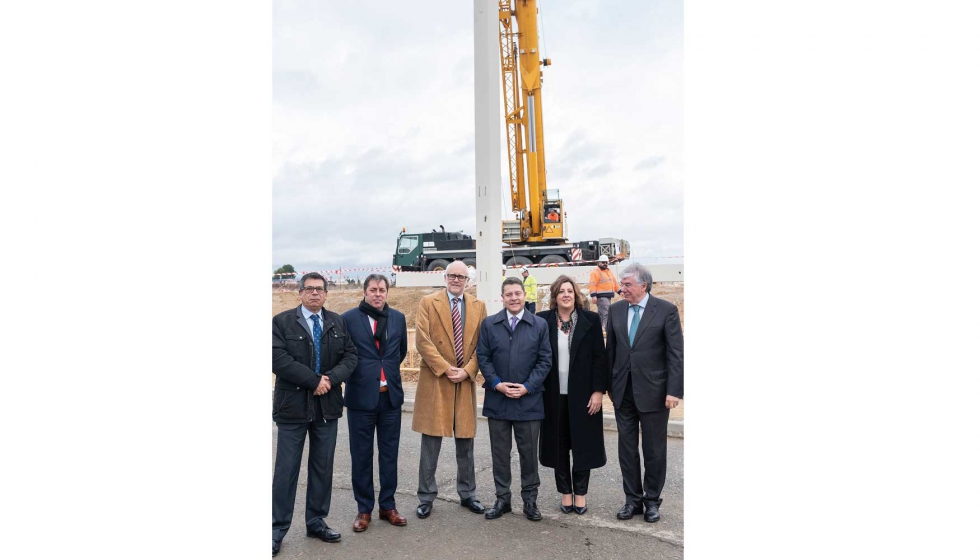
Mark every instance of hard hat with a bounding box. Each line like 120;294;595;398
502;264;507;270
597;255;609;262
520;266;528;274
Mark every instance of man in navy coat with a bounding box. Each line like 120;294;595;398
341;274;409;533
477;277;552;522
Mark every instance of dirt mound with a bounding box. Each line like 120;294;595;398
273;286;444;328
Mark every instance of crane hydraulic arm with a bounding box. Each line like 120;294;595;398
498;0;564;244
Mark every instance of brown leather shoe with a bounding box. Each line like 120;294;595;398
352;512;371;532
379;508;407;526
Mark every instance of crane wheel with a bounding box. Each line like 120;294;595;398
538;255;567;265
426;259;451;272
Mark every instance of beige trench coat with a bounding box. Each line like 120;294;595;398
411;290;486;438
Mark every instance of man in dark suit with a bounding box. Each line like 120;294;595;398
272;272;357;556
341;274;409;533
606;263;684;523
477;277;552;522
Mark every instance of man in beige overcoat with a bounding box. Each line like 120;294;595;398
412;260;488;519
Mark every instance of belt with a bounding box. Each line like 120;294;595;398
379;385;388;393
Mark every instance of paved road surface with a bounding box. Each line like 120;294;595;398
271;411;684;559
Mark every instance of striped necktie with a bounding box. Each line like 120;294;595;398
451;297;464;367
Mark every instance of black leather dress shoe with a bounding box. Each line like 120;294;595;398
644;504;661;523
460;497;486;514
484;500;512;520
574;504;588;515
559;503;574;514
416;502;433;519
523;502;542;521
617;503;644;520
273;539;281;556
306;525;341;543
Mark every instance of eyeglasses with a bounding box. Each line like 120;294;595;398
446;274;468;282
301;287;326;293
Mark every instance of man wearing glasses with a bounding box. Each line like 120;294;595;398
606;264;684;525
272;272;357;556
412;260;488;519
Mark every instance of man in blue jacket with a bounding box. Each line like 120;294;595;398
341;274;409;533
477;277;552;521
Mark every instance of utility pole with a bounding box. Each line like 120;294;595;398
474;0;503;314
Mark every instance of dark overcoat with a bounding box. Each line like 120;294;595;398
272;305;358;422
477;308;552;421
537;308;608;470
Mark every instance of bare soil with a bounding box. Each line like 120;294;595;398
272;282;684;330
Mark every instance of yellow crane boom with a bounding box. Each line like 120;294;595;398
498;0;563;244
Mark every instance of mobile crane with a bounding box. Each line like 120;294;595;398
392;0;631;271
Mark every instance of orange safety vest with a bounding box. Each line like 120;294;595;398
588;267;619;297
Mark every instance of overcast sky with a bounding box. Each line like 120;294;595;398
273;0;682;274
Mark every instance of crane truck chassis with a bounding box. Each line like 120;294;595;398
392;228;630;272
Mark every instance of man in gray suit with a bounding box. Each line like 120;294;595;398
606;264;683;523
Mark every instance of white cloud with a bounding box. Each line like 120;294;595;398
273;0;683;271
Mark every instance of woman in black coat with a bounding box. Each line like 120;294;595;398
537;275;608;514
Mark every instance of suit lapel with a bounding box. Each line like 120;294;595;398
632;298;659;348
359;311;375;346
570;310;591;364
543;310;558;360
295;306;313;338
435;291;455;344
462;293;480;353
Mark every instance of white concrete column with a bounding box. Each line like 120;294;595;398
474;0;503;314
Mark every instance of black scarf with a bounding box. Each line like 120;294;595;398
358;299;389;354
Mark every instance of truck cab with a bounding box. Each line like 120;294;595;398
393;232;422;269
393;229;477;271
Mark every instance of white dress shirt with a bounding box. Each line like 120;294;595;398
301;305;324;335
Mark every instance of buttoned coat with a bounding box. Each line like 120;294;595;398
606;296;684;412
411;291;487;438
476;309;552;421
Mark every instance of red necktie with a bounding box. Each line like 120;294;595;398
372;319;386;383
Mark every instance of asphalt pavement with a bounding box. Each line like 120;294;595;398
271;410;684;559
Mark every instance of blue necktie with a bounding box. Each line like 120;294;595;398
510;315;518;331
628;305;640;346
311;314;322;374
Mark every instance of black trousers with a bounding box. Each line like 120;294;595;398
614;373;669;509
348;389;401;513
487;418;541;504
272;410;338;542
555;395;591;496
525;301;536;314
